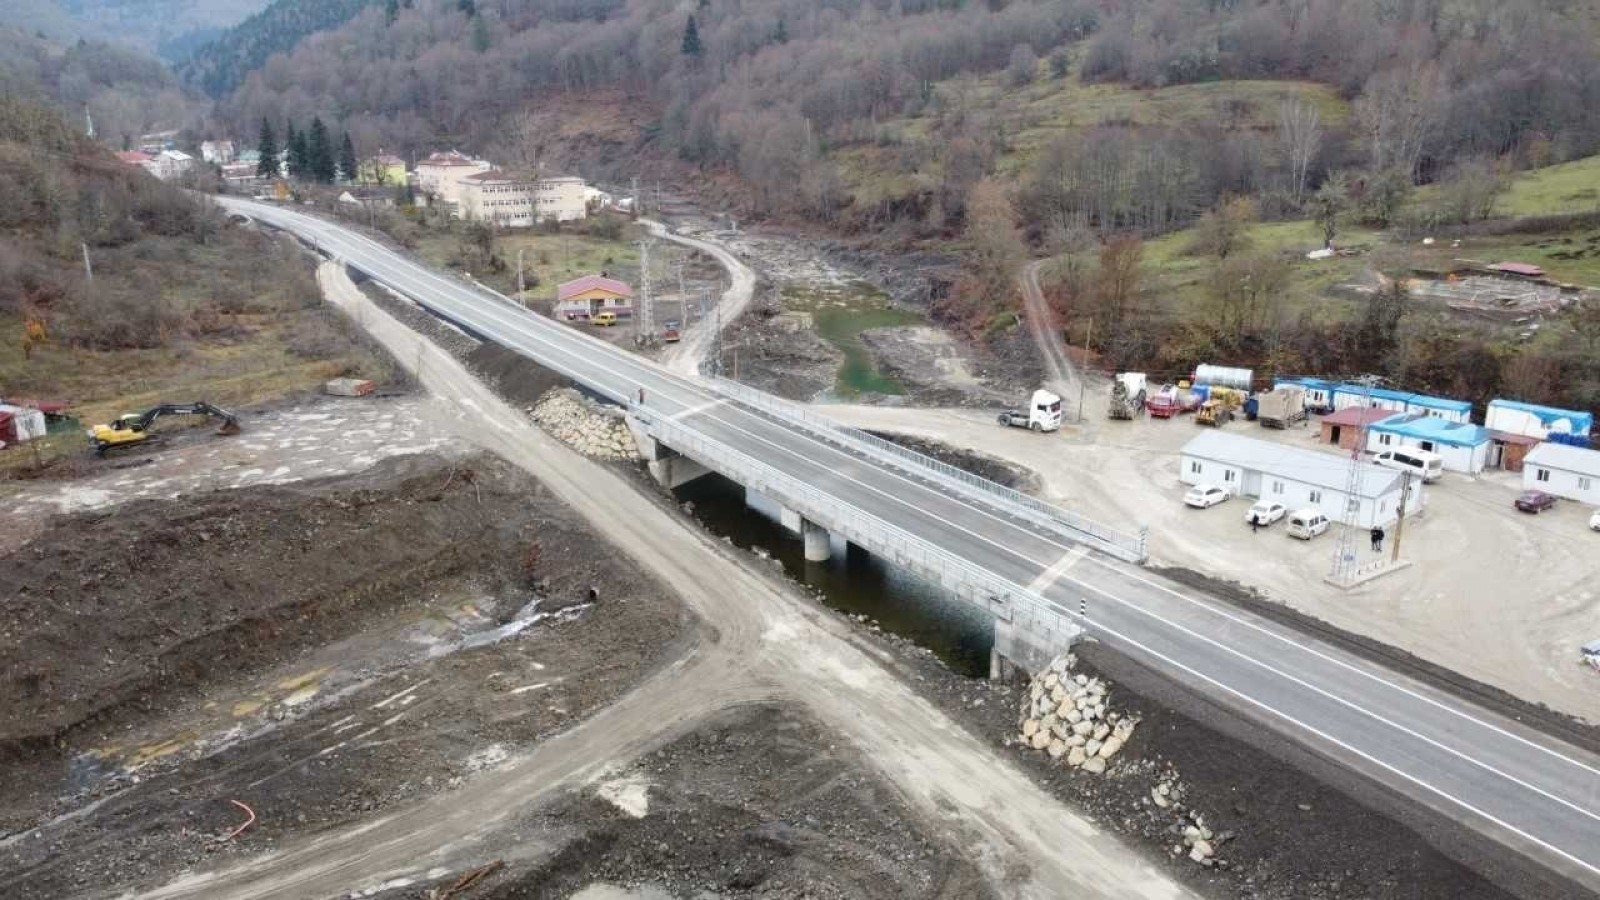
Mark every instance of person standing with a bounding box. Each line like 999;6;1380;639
1370;525;1385;552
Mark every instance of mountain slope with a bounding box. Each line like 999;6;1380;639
0;0;268;59
177;0;376;97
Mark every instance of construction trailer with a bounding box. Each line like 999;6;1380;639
1522;442;1600;505
1366;415;1492;474
1485;399;1594;445
1403;393;1473;424
1273;377;1337;414
1180;430;1422;529
1331;384;1415;414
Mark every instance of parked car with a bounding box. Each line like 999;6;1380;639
1589;509;1600;531
1515;490;1557;513
1373;448;1444;483
1245;500;1286;526
1286;509;1330;539
1184;485;1229;508
592;311;618;326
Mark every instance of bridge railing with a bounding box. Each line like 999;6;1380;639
701;374;1148;563
634;401;1080;651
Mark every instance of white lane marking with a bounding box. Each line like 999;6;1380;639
671;398;726;421
247;202;1600;848
1027;547;1089;594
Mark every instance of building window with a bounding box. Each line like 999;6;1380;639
1271;480;1284;494
1536;468;1550;482
1580;477;1592;491
1309;490;1322;503
1224;470;1236;482
1189;461;1201;474
1378;434;1392;446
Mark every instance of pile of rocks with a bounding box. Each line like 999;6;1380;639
530;389;639;461
1015;653;1138;775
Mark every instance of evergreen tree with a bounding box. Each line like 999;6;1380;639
472;14;490;52
773;17;788;44
681;15;702;56
256;117;278;178
458;0;476;16
339;132;357;183
385;0;399;25
308;116;335;183
285;122;308;179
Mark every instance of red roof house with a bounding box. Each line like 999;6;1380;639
553;275;634;321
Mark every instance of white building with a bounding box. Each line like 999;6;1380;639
1485;399;1594;441
1522;442;1600;505
458;170;589;227
1365;414;1491;475
150;149;195;181
200;140;236;164
415;150;492;210
1180;430;1422;529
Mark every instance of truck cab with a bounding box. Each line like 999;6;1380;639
997;389;1063;432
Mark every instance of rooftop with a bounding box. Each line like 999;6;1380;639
1182;430;1402;499
1524;441;1600;476
1370;414;1491;447
1319;407;1402;428
557;274;633;301
1488;398;1594;431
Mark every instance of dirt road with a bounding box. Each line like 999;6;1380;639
117;263;1196;899
1020;259;1078;400
643;220;756;378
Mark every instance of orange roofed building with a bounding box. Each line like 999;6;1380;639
554;274;633;321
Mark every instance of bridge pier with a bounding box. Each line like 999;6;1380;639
990;608;1082;681
629;414;712;489
801;518;832;562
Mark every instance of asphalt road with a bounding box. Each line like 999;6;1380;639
225;197;1600;892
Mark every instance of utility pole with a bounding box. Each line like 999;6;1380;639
516;246;526;304
81;242;93;284
1077;317;1092;423
1330;374;1380;584
1391;469;1411;563
635;239;654;341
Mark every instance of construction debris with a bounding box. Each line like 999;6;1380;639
223;799;256;841
434;859;504;899
324;378;377;397
1016;653;1139;774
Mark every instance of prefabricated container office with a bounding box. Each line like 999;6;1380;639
1522;442;1600;505
1331;384;1415;414
1485;399;1594;442
1366;414;1491;474
1180;430;1421;529
1273;377;1336;413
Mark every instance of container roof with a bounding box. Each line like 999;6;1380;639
1319;407;1403;427
1370;414;1490;447
1182;430;1402;498
1488;399;1594;431
1524;441;1600;476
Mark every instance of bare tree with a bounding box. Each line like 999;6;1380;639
1355;64;1446;182
1277;91;1321;205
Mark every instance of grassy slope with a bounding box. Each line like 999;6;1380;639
410;225;646;305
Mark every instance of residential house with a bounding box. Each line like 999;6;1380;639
220;161;258;182
1366;414;1491;474
1522;442;1600;505
415;150;490;209
1484;399;1593;445
554;275;633;321
1317;406;1400;451
1180;430;1422;529
358;154;408;187
115;150;154;173
200;140;236;164
150;149;195;181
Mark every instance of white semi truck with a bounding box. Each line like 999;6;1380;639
997;389;1063;432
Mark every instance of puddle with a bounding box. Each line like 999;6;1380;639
781;283;921;397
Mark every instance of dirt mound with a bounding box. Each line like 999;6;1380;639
469;343;578;408
0;454;544;761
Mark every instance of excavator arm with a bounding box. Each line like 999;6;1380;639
91;401;241;455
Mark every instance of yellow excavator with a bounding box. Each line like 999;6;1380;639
89;402;241;456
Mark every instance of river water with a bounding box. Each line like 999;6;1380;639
674;473;993;676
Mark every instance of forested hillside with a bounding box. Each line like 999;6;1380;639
0;27;196;150
178;0;378;98
0;0;267;59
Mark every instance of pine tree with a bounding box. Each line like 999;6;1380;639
458;0;476;16
472;14;490;52
308;116;334;183
385;0;399;25
681;15;703;56
339;132;357;183
773;17;788;44
285;122;308;179
256;117;278;178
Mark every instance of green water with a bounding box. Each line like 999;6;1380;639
783;283;921;397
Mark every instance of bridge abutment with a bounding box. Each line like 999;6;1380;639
991;608;1083;681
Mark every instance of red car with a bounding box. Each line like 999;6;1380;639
1514;490;1557;513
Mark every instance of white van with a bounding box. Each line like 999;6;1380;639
1373;448;1443;482
1286;509;1330;540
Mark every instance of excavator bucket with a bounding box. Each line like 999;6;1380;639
216;419;242;436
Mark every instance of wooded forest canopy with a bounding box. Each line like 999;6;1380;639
204;0;1600;231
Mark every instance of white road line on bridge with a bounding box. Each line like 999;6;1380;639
671;398;726;421
1027;547;1089;594
246;203;1600;870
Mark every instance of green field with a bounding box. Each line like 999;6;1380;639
412;222;646;303
1492;155;1600;217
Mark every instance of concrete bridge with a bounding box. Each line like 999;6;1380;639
223;195;1600;892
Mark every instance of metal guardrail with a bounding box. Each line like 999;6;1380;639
635;402;1080;646
702;374;1149;563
